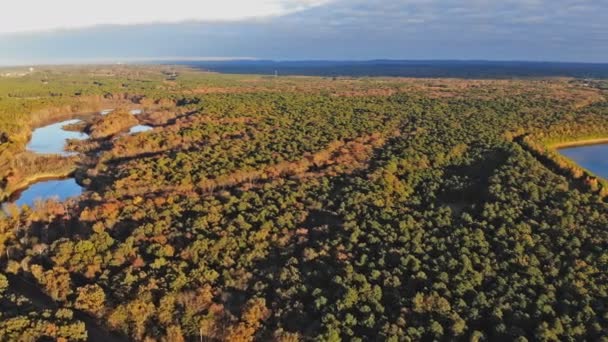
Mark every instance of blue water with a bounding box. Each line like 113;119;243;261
5;179;82;208
5;115;147;209
559;144;608;179
3;119;88;209
129;125;153;134
102;109;142;115
27;119;89;155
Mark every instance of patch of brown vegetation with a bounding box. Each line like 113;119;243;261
199;132;387;191
88;110;139;139
110;132;390;199
96;112;257;163
186;87;276;94
179;115;256;125
331;89;397;97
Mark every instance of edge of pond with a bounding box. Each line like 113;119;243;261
549;137;608;181
549;137;608;149
0;169;78;203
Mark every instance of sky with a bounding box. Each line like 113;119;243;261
0;0;606;64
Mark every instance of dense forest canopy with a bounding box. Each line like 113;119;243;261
0;66;607;341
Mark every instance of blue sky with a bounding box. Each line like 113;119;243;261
0;0;606;64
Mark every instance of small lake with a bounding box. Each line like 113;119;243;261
129;125;153;134
559;144;608;179
5;179;83;208
27;119;89;155
4;114;150;209
3;119;89;209
101;109;142;116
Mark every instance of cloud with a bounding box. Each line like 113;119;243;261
0;0;606;63
0;0;332;34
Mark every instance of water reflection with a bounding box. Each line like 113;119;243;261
129;125;153;134
3;178;82;209
27;119;89;155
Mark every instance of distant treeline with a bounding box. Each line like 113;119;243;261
167;60;608;79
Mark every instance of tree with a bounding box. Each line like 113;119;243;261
74;284;106;317
0;273;8;295
226;298;271;342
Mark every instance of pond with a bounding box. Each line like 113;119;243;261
129;125;153;134
27;119;89;155
4;178;83;208
3;115;150;209
101;109;142;115
559;143;608;179
3;119;89;209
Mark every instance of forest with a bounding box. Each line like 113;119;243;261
0;65;607;341
180;60;608;79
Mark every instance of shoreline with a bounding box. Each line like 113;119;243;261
549;137;608;149
0;169;76;203
0;105;144;204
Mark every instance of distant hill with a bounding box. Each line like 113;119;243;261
168;60;608;79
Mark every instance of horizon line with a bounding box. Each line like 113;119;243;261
1;57;608;68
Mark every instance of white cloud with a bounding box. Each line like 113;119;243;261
0;0;331;33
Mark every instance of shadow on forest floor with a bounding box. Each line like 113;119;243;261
6;274;129;342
